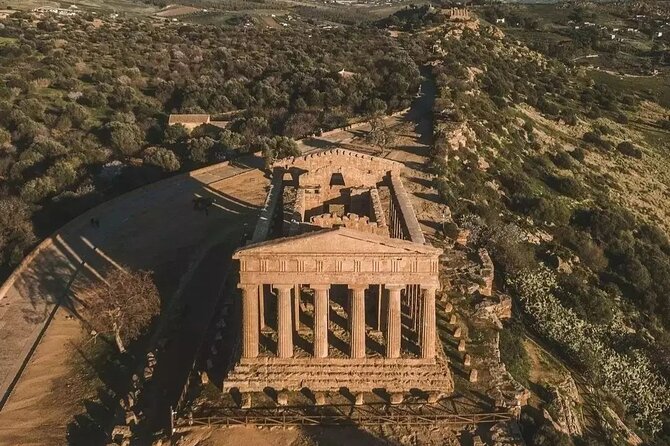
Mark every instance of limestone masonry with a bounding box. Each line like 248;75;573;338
224;149;453;398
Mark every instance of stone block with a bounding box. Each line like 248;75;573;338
241;392;252;409
355;392;365;406
469;369;478;383
464;353;472;367
449;314;458;325
458;339;466;352
314;392;327;406
277;391;289;406
389;392;404;405
426;391;441;404
444;302;453;313
453;326;462;338
200;371;209;384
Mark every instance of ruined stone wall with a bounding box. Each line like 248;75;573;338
310;213;389;237
370;188;386;227
478;248;494;297
251;175;283;243
275;149;403;188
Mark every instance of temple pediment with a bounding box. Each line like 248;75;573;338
234;227;441;258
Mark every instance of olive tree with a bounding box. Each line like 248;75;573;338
81;268;160;353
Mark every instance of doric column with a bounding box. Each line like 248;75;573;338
275;285;294;358
258;285;266;330
349;285;367;359
421;287;437;359
385;284;404;359
313;284;330;358
376;285;383;331
294;284;301;332
240;285;259;358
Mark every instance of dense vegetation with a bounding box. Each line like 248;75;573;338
429;21;670;444
0;13;420;276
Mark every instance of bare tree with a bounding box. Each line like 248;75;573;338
81;268;160;353
366;118;396;150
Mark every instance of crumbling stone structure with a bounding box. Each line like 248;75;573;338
224;149;453;397
445;7;471;21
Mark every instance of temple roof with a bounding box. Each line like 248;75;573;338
234;227;441;257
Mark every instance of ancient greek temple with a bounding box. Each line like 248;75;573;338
224;149;453;398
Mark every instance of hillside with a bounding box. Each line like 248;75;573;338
424;12;670;445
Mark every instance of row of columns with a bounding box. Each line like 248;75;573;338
240;283;437;360
388;197;406;240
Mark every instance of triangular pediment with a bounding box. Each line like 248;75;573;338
234;228;441;257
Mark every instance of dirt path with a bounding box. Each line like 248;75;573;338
0;158;268;445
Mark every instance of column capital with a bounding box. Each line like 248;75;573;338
421;285;438;294
384;284;405;291
311;284;331;291
273;284;294;291
238;283;260;290
348;284;368;291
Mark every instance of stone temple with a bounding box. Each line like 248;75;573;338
224;149;453;399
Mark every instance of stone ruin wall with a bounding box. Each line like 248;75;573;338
275;149;403;188
310;213;389;237
251;175;283;243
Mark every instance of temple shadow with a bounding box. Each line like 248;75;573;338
300;425;399;446
407;176;433;188
329;307;349;331
414;191;442;204
260;332;277;354
366;336;385;356
294;334;312;354
328;329;349;356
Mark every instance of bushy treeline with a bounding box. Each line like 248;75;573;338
430;27;670;442
376;4;446;31
0;13;420;276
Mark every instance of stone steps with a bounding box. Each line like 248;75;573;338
223;360;453;393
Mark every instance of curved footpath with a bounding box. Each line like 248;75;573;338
0;156;269;444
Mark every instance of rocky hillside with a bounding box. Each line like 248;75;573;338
428;19;670;445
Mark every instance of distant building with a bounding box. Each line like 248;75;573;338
445;8;470;21
337;69;355;79
168;114;211;131
168;113;233;132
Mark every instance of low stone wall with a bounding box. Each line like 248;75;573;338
251;175;283;243
0;237;55;303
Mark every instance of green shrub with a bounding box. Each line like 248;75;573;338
617;141;642;158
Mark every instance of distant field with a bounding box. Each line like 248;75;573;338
1;0;158;15
589;70;670;108
155;5;202;17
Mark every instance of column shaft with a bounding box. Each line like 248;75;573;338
313;285;329;358
421;287;437;359
294;284;301;332
349;286;366;359
258;284;266;330
276;286;293;358
241;285;259;358
386;285;403;359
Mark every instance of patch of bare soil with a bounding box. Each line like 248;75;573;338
156;5;202;17
0;311;85;446
178;424;460;446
